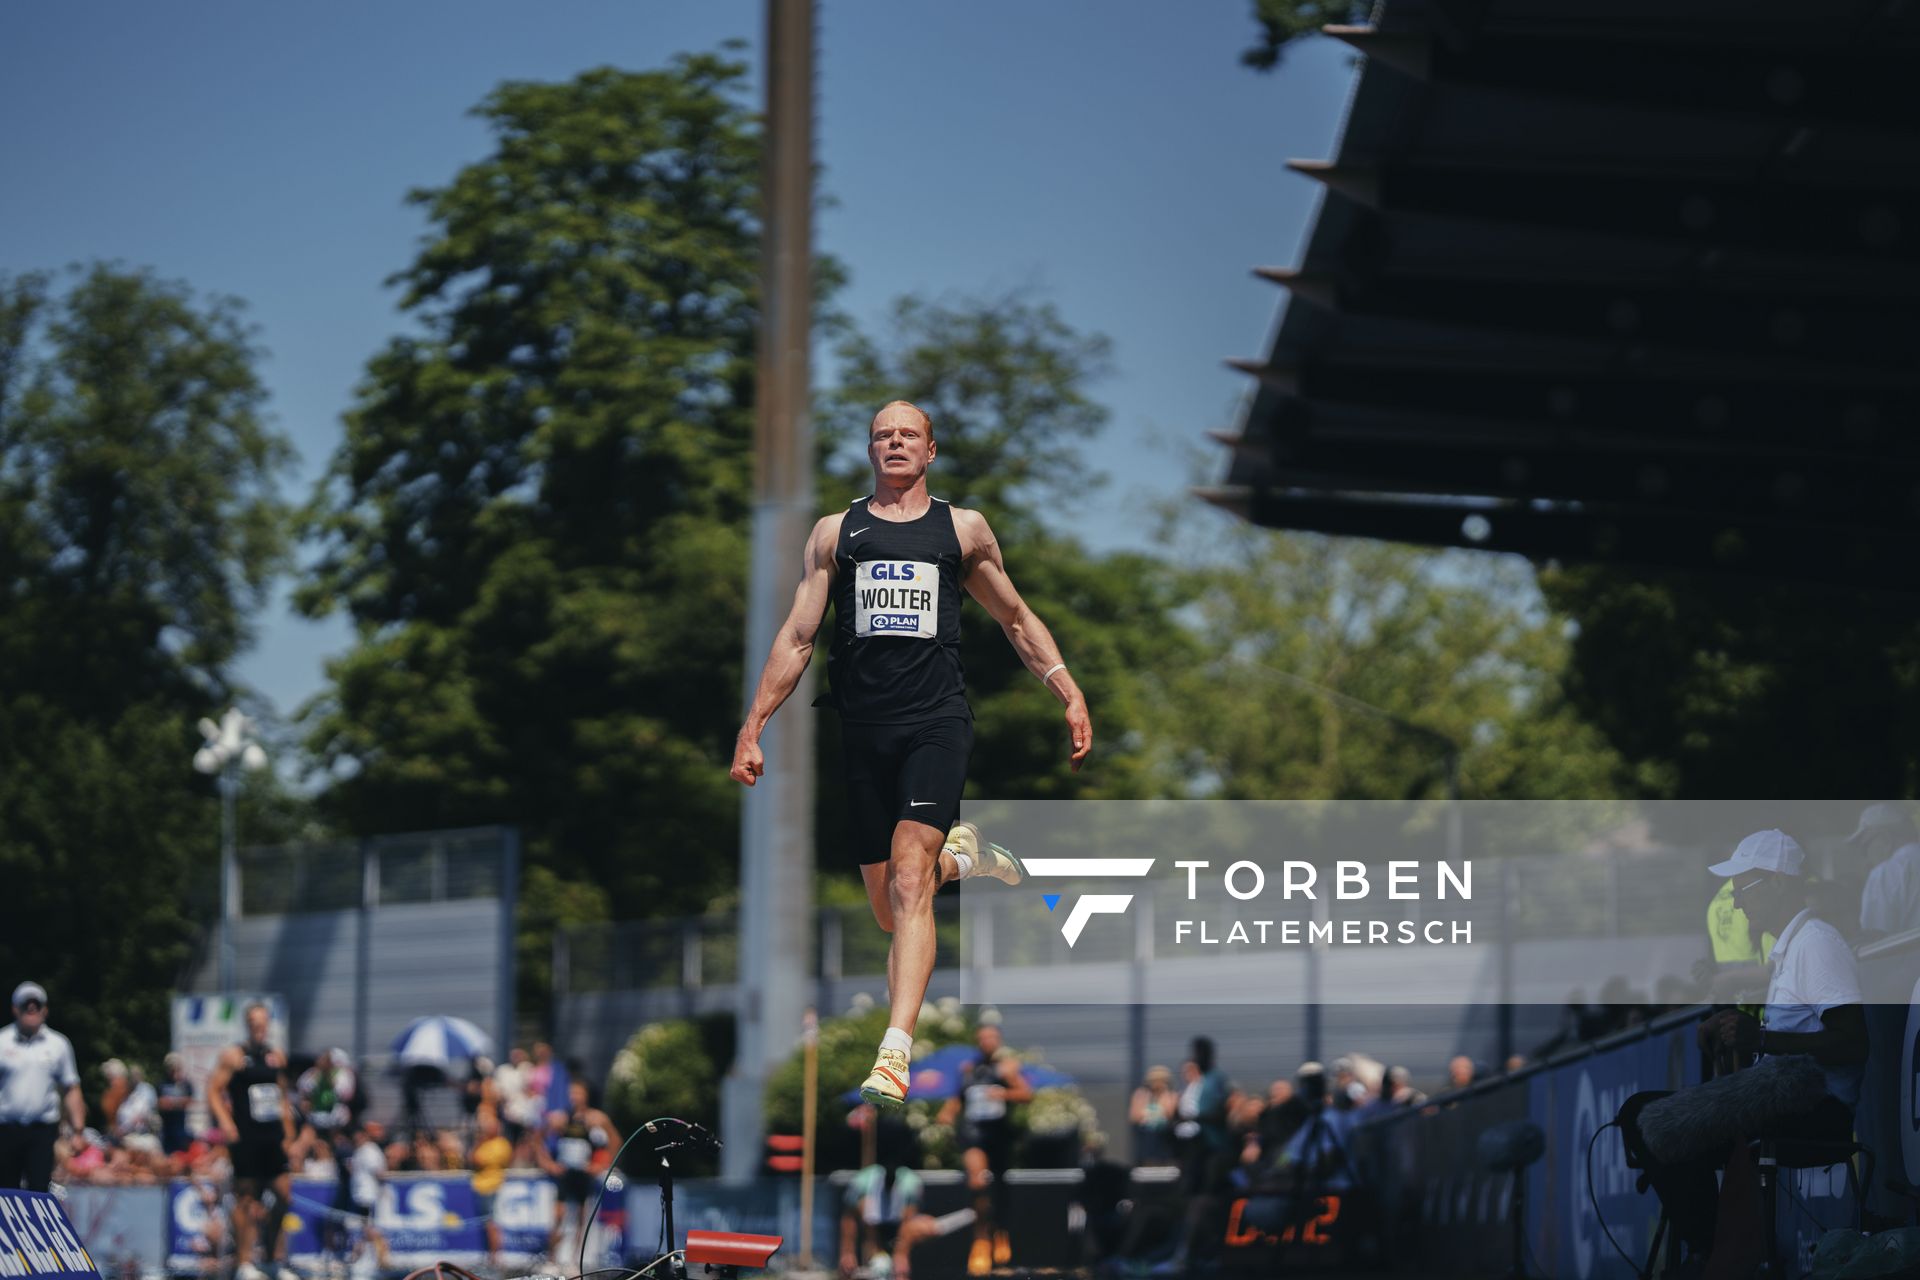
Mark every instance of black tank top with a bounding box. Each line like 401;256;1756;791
962;1051;1010;1131
820;495;969;724
226;1040;283;1142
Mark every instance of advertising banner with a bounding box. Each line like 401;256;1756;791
166;1174;621;1274
1537;1025;1689;1280
0;1189;101;1280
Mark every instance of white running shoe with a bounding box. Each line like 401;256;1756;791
945;821;1024;886
236;1265;267;1280
276;1267;301;1280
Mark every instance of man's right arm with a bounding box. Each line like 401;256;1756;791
731;515;838;786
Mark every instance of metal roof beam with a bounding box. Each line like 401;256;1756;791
1329;24;1920;128
1286;161;1920;258
1253;268;1913;366
1222;433;1920;530
1228;490;1915;592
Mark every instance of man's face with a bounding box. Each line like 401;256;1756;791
869;409;934;482
1731;870;1793;930
977;1025;1001;1056
13;998;45;1033
246;1007;269;1042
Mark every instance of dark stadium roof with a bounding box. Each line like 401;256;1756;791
1207;0;1920;589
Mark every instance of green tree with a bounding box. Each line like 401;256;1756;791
298;57;789;996
603;1015;732;1174
1158;518;1622;800
1242;0;1368;70
0;264;293;1071
827;294;1114;529
1541;566;1920;799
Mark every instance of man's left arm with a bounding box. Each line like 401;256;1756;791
59;1039;84;1133
1721;1003;1869;1065
279;1067;299;1147
999;1058;1034;1105
958;509;1092;771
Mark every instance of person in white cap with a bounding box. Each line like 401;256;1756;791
1846;803;1920;937
0;981;85;1191
1632;831;1868;1271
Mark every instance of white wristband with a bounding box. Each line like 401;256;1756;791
1040;662;1067;686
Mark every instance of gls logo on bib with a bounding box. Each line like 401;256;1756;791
856;560;937;639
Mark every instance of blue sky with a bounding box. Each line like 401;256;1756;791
1;1;1353;723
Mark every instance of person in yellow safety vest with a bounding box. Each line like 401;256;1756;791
1704;879;1778;1040
1708;878;1776;966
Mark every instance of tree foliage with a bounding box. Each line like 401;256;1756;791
298;58;774;960
0;264;292;1070
1242;0;1369;70
1158;518;1622;800
1541;566;1920;799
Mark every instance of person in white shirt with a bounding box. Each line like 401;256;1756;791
493;1047;540;1143
112;1064;160;1142
1847;803;1920;937
1637;831;1868;1270
0;981;85;1191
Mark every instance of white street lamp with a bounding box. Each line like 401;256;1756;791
193;708;268;992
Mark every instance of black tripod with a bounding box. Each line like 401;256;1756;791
645;1119;723;1278
1257;1098;1359;1276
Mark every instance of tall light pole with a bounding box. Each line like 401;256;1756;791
723;0;816;1185
193;708;268;993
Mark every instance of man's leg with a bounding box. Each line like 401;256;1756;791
885;820;945;1023
839;1208;860;1277
232;1184;261;1278
987;1132;1013;1264
261;1171;292;1276
23;1123;56;1193
895;1215;940;1280
0;1124;25;1189
963;1145;993;1275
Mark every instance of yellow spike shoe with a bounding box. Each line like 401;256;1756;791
946;821;1025;886
859;1046;910;1109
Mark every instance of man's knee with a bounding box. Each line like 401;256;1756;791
889;849;938;907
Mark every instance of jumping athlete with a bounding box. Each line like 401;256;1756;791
206;1003;298;1280
731;400;1092;1108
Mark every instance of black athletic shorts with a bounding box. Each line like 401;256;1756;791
558;1167;596;1205
841;716;973;865
231;1137;288;1187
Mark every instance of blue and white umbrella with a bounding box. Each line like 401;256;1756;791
390;1015;493;1067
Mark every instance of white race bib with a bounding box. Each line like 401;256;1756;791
855;561;937;639
557;1136;592;1169
247;1082;282;1123
964;1082;1006;1123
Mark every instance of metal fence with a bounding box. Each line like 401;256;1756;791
237;827;516;915
554;851;1717;1000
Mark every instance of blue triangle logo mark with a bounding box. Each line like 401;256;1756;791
1043;894;1061;912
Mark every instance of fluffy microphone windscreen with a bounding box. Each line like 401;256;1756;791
1636;1054;1828;1165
